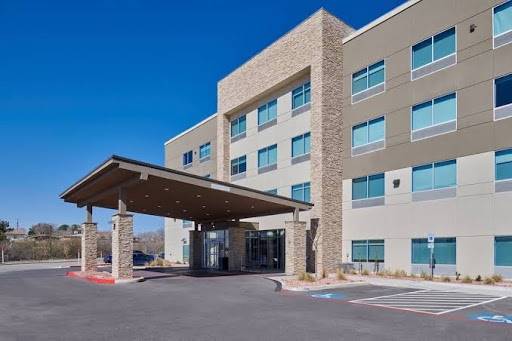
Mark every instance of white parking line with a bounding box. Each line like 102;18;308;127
350;290;507;315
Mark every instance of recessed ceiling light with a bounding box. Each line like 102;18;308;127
202;205;206;209
142;208;147;212
164;188;169;191
175;200;180;204
225;200;229;204
145;194;150;198
129;200;134;203
196;194;201;198
226;209;231;213
251;205;255;209
183;209;187;212
157;205;161;208
166;212;171;216
206;213;210;216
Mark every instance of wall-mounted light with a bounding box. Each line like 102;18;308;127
470;24;477;33
393;179;400;188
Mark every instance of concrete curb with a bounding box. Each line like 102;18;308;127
348;275;512;297
267;276;366;292
66;271;145;285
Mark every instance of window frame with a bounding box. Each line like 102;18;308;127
410;26;457;80
351;60;386;97
258;99;278;126
351;115;386;152
412;159;457;193
230;155;247;176
291;82;311;110
182;150;193;166
494;73;512;121
351;239;385;263
230;115;247;138
291;132;311;158
291;182;311;202
199;142;211;160
493;0;512;49
410;92;458;140
257;144;278;169
351;173;385;201
495;148;512;182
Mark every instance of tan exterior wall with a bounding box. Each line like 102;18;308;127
342;0;512;179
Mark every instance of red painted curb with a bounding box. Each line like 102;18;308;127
66;271;115;285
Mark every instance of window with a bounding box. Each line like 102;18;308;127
292;82;311;109
352;240;384;263
352;117;385;147
292;132;311;157
231;115;246;138
182;244;190;263
495;236;512;266
182;150;193;166
231;155;247;176
496;149;512;181
412;27;456;70
352;60;385;95
412;238;456;265
182;220;193;228
495;75;512;109
258;99;277;125
494;1;512;38
199;142;211;159
412;93;456;132
352;174;384;200
412;160;456;192
266;189;278;195
291;182;311;202
258;144;277;168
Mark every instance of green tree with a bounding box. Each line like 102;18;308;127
0;220;13;242
58;224;70;231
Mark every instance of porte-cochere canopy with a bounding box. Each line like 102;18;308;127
60;155;312;222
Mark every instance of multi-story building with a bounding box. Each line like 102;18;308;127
165;0;512;278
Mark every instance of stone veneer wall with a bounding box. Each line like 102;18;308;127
217;9;352;274
81;222;97;273
189;230;203;270
111;214;133;279
228;227;246;271
285;221;306;275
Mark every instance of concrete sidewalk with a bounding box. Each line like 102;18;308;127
0;260;79;273
348;275;512;297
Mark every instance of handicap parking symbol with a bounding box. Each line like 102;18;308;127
310;292;345;300
471;312;512;324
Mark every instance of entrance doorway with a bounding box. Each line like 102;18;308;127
203;230;229;270
245;229;285;272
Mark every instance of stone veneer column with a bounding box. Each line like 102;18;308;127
309;12;348;275
228;227;246;271
216;113;230;181
189;230;203;270
285;221;306;275
111;214;133;279
81;223;97;273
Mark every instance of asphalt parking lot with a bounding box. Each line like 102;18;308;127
0;267;511;341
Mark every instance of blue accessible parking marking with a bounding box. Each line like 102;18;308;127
311;292;346;300
470;312;512;324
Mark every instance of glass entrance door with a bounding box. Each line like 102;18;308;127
245;229;285;272
203;230;228;270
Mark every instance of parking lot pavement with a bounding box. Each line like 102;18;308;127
349;289;506;315
1;268;512;341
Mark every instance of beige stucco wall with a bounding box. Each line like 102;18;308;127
342;151;512;277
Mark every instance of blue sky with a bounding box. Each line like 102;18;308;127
0;0;405;233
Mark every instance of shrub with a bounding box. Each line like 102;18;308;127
350;269;358;275
393;270;407;278
475;275;482;282
484;277;495;285
420;271;431;280
492;274;503;283
147;258;172;267
461;276;472;284
361;269;370;276
336;269;346;281
441;276;451;282
297;272;315;282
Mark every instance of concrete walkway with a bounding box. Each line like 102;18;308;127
348;275;512;297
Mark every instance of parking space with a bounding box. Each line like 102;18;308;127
349;289;506;315
1;267;511;340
